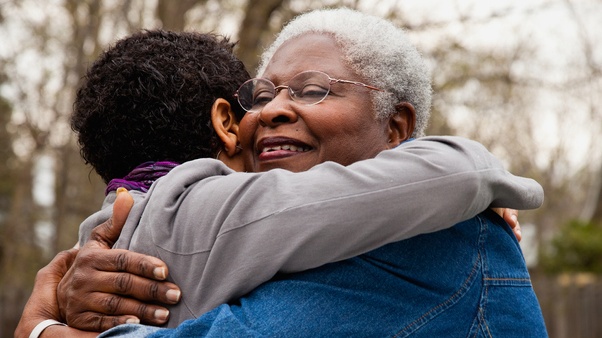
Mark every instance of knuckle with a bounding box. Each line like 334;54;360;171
76;249;95;265
89;219;112;243
148;281;160;299
110;316;124;329
136;303;152;320
75;315;102;332
114;273;133;293
115;252;129;271
69;270;88;290
91;316;104;332
138;259;149;276
101;295;122;315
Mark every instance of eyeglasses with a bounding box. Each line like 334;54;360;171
235;70;384;112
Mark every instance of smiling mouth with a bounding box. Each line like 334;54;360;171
261;144;311;154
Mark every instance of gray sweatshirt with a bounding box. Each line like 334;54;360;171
78;136;544;327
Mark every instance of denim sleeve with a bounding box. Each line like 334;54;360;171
98;306;266;338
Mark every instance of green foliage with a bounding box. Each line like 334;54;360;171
540;219;602;275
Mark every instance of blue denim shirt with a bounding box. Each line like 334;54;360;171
101;210;547;337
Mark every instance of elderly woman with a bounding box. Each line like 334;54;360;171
17;8;547;338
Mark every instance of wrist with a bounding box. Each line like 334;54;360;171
29;319;66;338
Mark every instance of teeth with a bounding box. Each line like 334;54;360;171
262;144;309;153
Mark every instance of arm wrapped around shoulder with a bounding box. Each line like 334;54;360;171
393;135;544;212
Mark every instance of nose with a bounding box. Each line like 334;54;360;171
257;89;299;127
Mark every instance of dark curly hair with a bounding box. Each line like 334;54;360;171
71;30;250;183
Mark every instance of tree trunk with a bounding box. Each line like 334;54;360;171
156;0;204;31
236;0;287;75
0;156;44;338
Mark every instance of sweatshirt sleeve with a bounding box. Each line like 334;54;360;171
134;135;543;320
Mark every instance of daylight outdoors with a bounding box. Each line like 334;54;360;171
0;0;601;337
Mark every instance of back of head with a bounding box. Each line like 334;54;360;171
257;8;432;138
72;30;250;183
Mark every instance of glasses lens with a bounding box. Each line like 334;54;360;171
288;71;331;105
237;78;275;112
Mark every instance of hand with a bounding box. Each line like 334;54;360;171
15;248;78;338
492;208;521;242
57;188;182;332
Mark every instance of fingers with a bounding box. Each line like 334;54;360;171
75;247;169;281
57;189;182;331
86;188;134;249
502;208;521;242
510;218;522;242
491;207;504;218
58;247;181;330
491;208;521;241
67;311;140;332
66;296;173;331
67;248;179;303
68;266;181;304
63;285;176;330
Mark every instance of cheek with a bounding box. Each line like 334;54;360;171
335;117;389;159
315;117;382;164
238;113;259;169
239;113;258;148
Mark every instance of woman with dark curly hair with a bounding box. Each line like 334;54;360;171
72;29;249;188
72;29;249;244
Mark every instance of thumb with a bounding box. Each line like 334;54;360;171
113;187;135;231
86;188;134;249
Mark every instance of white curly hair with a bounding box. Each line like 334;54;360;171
257;8;432;137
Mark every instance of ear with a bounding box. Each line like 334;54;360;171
386;102;416;148
211;98;240;157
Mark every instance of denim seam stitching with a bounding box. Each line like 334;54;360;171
478;213;493;338
392;251;481;338
479;284;493;338
469;314;479;338
483;277;531;281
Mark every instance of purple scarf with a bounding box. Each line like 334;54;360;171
105;161;180;195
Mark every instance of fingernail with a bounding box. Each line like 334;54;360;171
117;187;127;195
155;309;170;321
126;317;140;324
153;267;166;280
167;289;181;302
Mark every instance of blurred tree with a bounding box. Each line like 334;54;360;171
540;219;602;274
564;0;602;227
51;0;108;252
0;93;44;338
236;0;288;74
0;0;133;333
592;186;602;224
157;0;205;31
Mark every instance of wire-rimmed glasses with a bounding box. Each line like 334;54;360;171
235;70;384;112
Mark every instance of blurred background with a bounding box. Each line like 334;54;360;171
0;0;600;337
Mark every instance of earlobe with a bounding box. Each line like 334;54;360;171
387;102;416;147
211;98;241;157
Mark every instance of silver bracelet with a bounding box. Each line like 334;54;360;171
29;319;67;338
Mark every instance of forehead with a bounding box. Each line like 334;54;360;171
261;33;357;83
